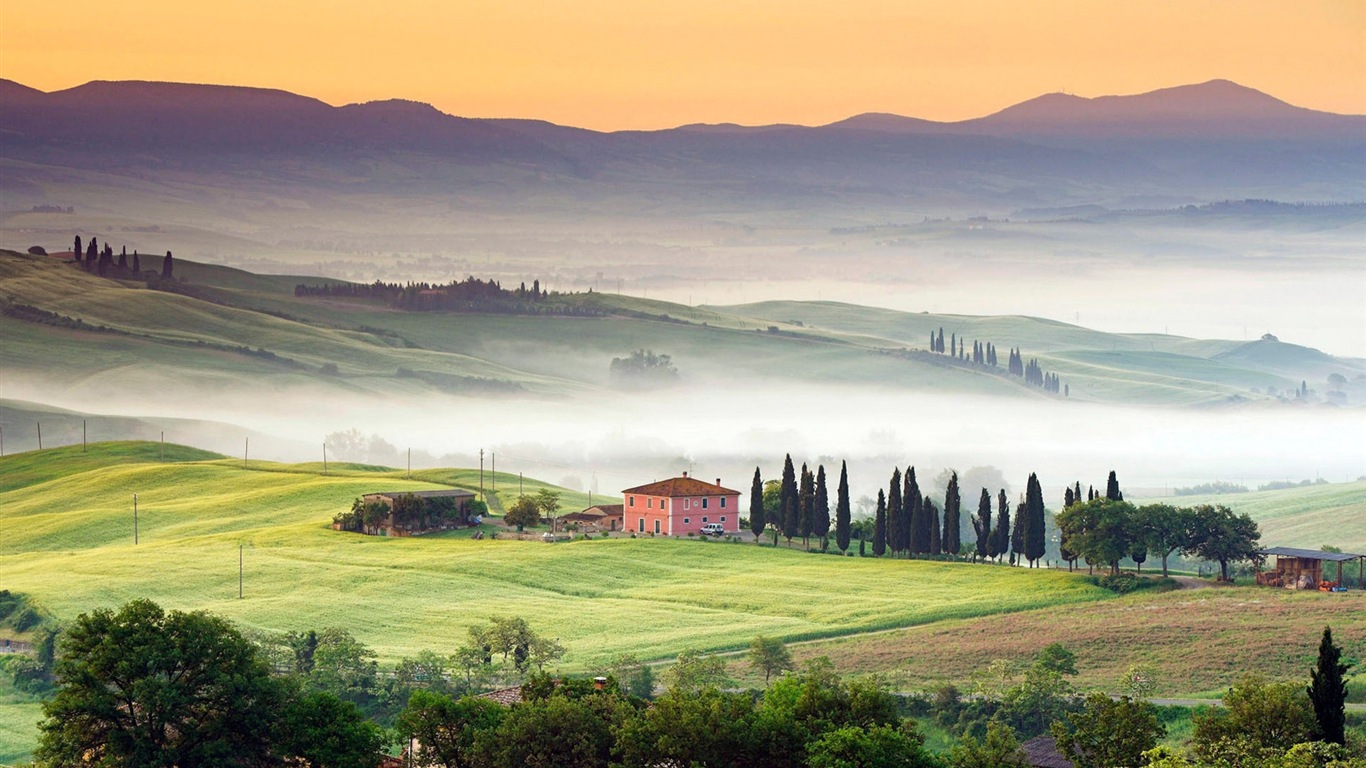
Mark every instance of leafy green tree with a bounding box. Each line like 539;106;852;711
503;494;541;529
610;654;657;700
1135;503;1191;577
1185;504;1261;582
1192;674;1316;764
534;488;562;529
1024;473;1046;567
873;489;887;557
805;724;939;768
663;649;733;693
1052;692;1164;768
748;634;795;684
1308;625;1351;744
973;488;992;561
36;599;280;767
608;349;679;389
616;686;761;768
308;627;379;707
943;472;962;557
950;720;1027;767
465;616;563;676
275;688;386;768
396;690;505;768
750;467;766;539
1035;643;1078;677
483;693;625;768
1055;498;1135;576
836;461;852;553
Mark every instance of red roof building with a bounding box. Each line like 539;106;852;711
622;472;741;536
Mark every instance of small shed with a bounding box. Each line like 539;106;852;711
1255;547;1365;590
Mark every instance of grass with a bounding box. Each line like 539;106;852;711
1;443;1111;669
760;586;1366;699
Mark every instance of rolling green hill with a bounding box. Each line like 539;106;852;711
5;249;1361;407
1;442;1110;667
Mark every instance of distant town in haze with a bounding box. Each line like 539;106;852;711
1;3;1364;766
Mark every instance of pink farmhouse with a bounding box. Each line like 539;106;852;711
622;472;742;535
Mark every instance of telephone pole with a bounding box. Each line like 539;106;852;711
322;443;328;476
244;437;249;468
479;449;485;499
36;421;41;450
133;493;138;545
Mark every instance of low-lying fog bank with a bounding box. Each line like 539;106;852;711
6;381;1362;506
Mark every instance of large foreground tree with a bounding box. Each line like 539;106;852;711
37;599;281;767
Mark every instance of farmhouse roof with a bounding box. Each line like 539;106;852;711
586;504;624;515
1257;547;1364;562
622;475;740;497
1020;735;1073;768
368;489;476;500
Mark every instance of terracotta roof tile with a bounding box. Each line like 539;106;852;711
622;476;740;497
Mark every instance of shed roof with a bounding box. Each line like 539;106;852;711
1258;547;1364;562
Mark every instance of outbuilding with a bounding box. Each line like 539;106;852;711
1255;547;1365;590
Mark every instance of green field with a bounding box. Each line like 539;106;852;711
0;442;1112;668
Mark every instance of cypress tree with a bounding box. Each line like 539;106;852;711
782;496;798;545
814;465;830;546
886;468;902;556
835;461;851;553
991;490;1010;561
1064;486;1075;509
926;496;940;555
1010;500;1026;565
779;455;797;543
950;334;956;358
798;464;814;547
907;467;926;554
943;472;961;557
973;488;992;561
1074;481;1083;504
1106;470;1123;501
749;467;765;541
1024;473;1046;567
73;235;82;260
873;490;887;557
1309;625;1351;744
85;238;98;271
117;246;128;270
162;250;174;280
1087;485;1095;502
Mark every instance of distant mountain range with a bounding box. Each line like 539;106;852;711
2;77;1363;212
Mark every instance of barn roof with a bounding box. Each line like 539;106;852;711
622;476;740;497
367;489;476;500
1258;547;1364;562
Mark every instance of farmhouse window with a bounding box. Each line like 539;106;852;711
702;517;708;523
647;498;652;508
683;518;690;524
638;518;645;532
720;516;726;522
720;497;727;508
702;498;709;509
629;496;635;507
654;520;661;534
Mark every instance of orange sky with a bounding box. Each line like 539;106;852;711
2;0;1362;130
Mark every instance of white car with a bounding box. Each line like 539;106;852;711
700;523;726;537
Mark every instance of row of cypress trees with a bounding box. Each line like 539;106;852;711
69;235;172;279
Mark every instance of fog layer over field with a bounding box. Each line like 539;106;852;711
7;380;1362;502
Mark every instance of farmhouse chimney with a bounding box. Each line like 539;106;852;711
593;676;607;691
716;478;721;487
682;471;688;478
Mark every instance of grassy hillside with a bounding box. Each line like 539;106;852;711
1;443;1111;668
770;586;1366;699
6;249;1359;406
1139;481;1366;552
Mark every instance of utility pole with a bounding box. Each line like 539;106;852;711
244;437;249;468
239;544;243;599
133;493;138;544
519;472;523;496
479;449;484;499
36;421;41;451
322;443;328;476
